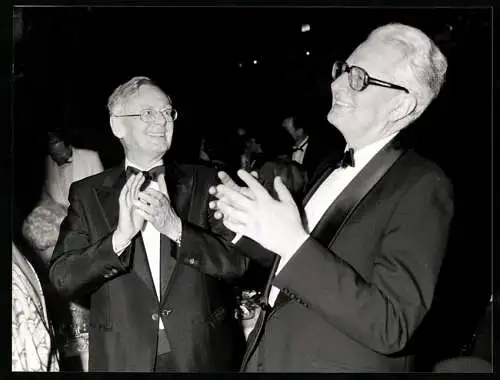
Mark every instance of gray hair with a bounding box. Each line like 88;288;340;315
368;23;448;114
107;76;170;114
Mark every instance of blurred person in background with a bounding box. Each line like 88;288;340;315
281;112;343;181
21;130;103;371
42;130;103;208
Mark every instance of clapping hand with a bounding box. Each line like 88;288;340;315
133;174;182;242
209;170;309;259
114;173;147;247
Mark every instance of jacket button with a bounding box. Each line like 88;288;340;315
151;313;159;321
161;309;172;317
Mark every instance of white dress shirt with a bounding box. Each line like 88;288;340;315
268;132;398;306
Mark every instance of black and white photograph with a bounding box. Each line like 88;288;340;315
9;4;493;373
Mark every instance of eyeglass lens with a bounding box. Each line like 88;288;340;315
140;109;177;122
349;67;366;91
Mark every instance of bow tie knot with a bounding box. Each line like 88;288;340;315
338;148;355;168
125;165;165;183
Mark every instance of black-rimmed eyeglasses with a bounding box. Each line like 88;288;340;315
112;108;178;123
332;61;409;94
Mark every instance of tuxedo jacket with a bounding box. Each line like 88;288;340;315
49;162;247;372
239;139;454;372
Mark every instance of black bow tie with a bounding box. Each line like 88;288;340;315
338;148;355;168
125;165;166;183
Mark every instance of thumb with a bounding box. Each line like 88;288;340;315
273;176;294;204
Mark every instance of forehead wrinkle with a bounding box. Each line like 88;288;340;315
348;41;409;84
121;86;171;113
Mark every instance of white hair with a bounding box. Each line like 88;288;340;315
368;23;448;116
107;76;170;114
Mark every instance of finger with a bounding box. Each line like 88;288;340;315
157;174;169;198
215;184;253;211
141;188;165;202
133;198;155;216
213;210;223;220
273;176;295;204
250;171;259;179
216;199;250;225
129;173;145;201
218;171;241;191
137;191;161;208
120;173;138;202
212;182;255;201
134;208;155;224
222;218;246;235
119;182;129;203
237;170;271;200
240;187;256;200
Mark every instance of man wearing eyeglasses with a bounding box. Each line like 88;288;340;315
210;23;454;372
49;77;248;372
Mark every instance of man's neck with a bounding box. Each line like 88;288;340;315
125;154;164;171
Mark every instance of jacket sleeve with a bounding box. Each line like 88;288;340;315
49;184;132;300
272;172;454;354
172;169;249;282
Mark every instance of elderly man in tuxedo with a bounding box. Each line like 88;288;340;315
49;76;247;372
211;23;454;372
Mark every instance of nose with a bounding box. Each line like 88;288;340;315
331;72;349;92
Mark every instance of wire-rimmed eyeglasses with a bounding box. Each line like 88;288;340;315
332;61;409;94
111;108;178;123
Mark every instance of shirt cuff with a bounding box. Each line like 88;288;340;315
275;232;310;275
112;232;131;256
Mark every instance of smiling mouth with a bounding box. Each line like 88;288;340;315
148;131;167;137
334;98;353;108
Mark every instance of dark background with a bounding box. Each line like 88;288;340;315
11;6;492;371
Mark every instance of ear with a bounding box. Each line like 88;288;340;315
110;116;125;139
388;94;417;123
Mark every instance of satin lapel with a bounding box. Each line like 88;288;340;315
310;139;406;248
94;165;126;234
159;163;193;299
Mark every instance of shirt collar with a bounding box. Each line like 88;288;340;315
125;157;164;172
346;132;399;169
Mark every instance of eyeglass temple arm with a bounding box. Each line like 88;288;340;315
368;77;409;93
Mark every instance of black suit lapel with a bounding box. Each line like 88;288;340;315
95;165;127;233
